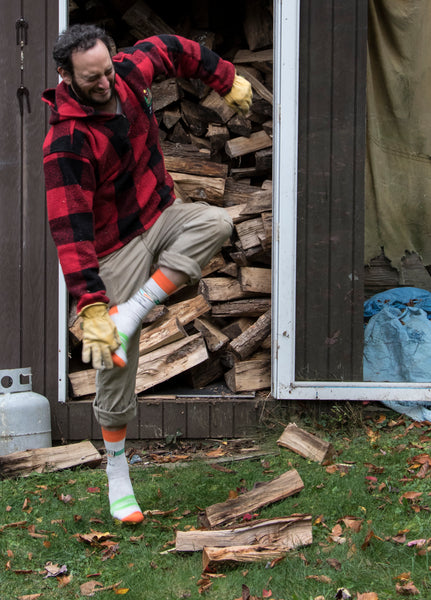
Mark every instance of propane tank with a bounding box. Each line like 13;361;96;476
0;367;52;455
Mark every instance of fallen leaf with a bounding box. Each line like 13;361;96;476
395;581;420;595
114;588;129;595
80;581;104;596
87;487;101;493
361;530;383;550
357;593;378;600
44;561;68;578
341;517;363;533
399;492;423;503
306;575;333;584
326;558;342;570
18;595;42;600
262;589;272;598
58;574;73;587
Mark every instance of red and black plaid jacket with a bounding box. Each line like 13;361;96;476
42;35;235;312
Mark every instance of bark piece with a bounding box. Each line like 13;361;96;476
277;423;334;464
0;441;102;477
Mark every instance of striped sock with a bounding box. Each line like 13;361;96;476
109;269;177;367
102;427;143;523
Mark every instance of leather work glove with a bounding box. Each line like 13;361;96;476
80;302;120;370
223;73;253;115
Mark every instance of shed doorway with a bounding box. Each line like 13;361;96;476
273;0;431;403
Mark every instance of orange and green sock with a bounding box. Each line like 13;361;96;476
109;269;177;367
102;427;143;523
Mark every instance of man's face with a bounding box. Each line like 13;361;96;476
60;39;115;110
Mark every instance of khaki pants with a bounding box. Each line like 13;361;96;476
93;200;233;428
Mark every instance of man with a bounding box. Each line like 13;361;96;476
43;24;252;523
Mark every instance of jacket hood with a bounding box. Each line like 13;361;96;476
42;81;105;125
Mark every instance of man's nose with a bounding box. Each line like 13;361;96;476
97;76;110;89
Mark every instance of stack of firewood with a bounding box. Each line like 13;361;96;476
68;0;274;398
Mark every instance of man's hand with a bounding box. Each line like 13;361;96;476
80;303;120;369
223;74;252;115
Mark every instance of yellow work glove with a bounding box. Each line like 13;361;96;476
80;302;120;370
223;73;253;115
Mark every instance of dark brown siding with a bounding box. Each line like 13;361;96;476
295;0;367;381
0;2;60;422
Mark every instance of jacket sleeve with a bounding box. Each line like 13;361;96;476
114;34;236;96
43;126;109;313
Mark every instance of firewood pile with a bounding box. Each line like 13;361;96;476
67;0;274;399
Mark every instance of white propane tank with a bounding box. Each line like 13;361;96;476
0;367;52;455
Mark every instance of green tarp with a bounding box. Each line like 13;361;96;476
366;0;431;269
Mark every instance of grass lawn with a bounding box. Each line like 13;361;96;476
1;401;431;600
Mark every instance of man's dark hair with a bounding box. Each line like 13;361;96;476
53;24;113;73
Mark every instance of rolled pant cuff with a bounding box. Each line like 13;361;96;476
93;398;137;429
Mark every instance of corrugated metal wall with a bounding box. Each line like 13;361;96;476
295;0;368;382
0;1;61;432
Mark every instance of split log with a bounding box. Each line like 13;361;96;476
122;0;176;38
235;216;269;251
221;318;254;340
236;65;273;105
186;356;225;388
176;514;312;552
225;354;271;392
200;89;236;123
234;49;273;64
152;79;180;112
212;298;271;318
0;441;102;477
168;172;226;204
240;191;272;216
229;309;271;360
239;267;271;294
277;423;334;464
243;0;273;51
163;151;228;179
139;317;186;356
193;317;229;352
135;333;208;393
199;277;249;302
203;469;304;527
202;546;286;569
225;130;272;159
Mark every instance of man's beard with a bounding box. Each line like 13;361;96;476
71;76;115;109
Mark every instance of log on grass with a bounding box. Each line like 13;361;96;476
0;441;102;477
277;423;334;464
202;545;286;569
203;469;305;527
176;514;312;552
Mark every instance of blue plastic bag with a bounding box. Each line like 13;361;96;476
364;304;431;382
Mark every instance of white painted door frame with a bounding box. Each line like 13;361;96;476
271;0;431;402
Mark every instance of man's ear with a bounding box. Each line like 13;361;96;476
58;67;72;85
